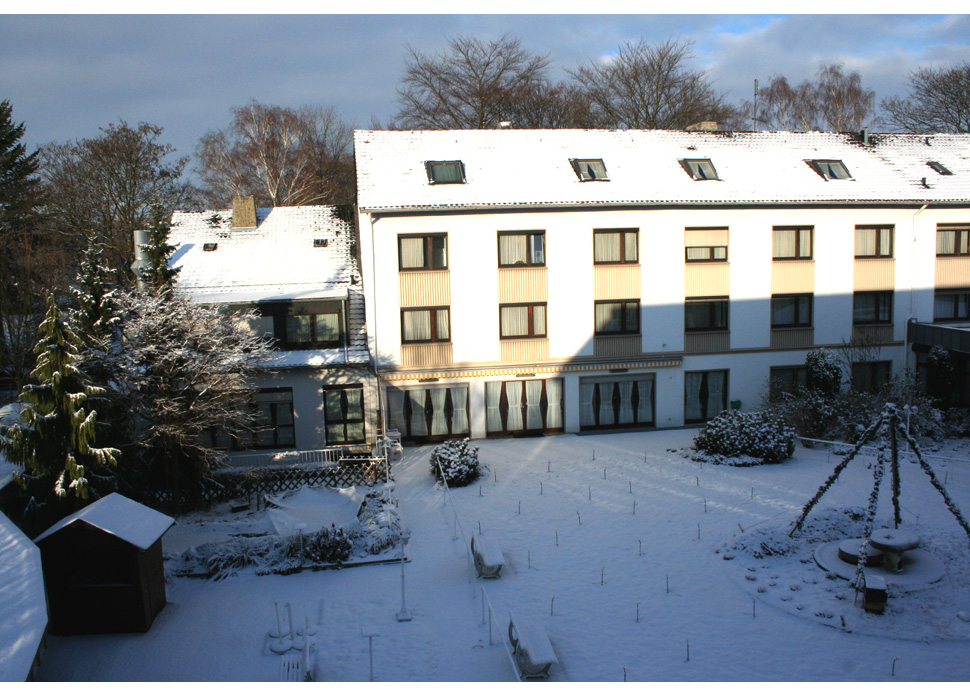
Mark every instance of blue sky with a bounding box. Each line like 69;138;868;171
2;11;969;171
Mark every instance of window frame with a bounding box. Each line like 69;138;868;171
684;369;729;424
684;297;729;333
852;291;893;326
593;228;639;265
680;158;720;181
685;245;728;263
808;159;852;180
934;289;970;322
594;299;641;336
772;226;814;260
569;158;609;181
322;385;366;445
499;302;548;339
770;293;813;329
497;230;546;267
850;361;892;394
425;160;466;184
854;225;894;259
769;366;807;401
401;306;451;344
936;226;970;257
262;300;346;350
398;233;448;271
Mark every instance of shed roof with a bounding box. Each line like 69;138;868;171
354;129;970;212
0;513;47;681
34;493;174;551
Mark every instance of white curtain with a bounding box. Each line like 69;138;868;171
485;382;503;433
409;389;427;436
580;382;596;427
286;315;311;343
707;372;726;419
685;372;703;422
525;380;543;429
937;230;955;255
430;388;448;436
387;389;406;434
855;229;876;256
595;303;620;333
499;235;528;265
501;305;529;337
798;230;812;258
594;232;621;262
618;381;634;424
435;309;450;340
505;381;524;431
450;387;469;434
773;229;796;258
314;313;340;342
400;237;425;268
636;379;654;423
598;383;615;426
878;228;892;256
545;379;563;429
624;231;638;261
533;305;546;335
402;310;431;342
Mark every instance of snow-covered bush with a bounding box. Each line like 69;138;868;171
345;489;410;555
694;410;795;465
805;348;842;396
429;438;481;487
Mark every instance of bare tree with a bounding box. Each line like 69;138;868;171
38;121;193;283
747;63;875;132
395;33;551;129
195;100;354;208
881;62;970;133
569;38;737;130
503;81;601;129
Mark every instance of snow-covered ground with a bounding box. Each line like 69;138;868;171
37;428;970;682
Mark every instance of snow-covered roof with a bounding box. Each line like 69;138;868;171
33;492;174;551
0;512;46;681
354;129;970;212
169;206;359;304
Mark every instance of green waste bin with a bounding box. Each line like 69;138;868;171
730;400;741;410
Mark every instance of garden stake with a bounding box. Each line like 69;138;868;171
696;475;699;487
892;656;900;677
518;501;521;514
633;500;636;515
738;522;745;533
592;449;595;460
685;639;690;662
588;486;591;501
577;510;581;524
623;666;627;682
540;482;543;496
752;598;756;618
697;523;701;540
636;602;641;623
629;480;633;494
547;460;551;473
481;590;485;625
704;498;707;513
528;551;532;569
555;530;559;546
494;470;497;483
478;520;482;535
638;539;642;556
603;467;607;480
666;575;669;593
479;485;482;497
550;596;555;616
600;567;605;585
751;487;754;500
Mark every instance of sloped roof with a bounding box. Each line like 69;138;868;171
354;129;970;212
34;492;174;551
0;512;46;681
169;205;359;304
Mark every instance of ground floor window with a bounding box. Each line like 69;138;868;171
850;361;892;393
685;370;728;423
386;385;470;441
580;375;655;430
769;366;807;401
323;385;365;445
206;388;295;450
486;378;563;436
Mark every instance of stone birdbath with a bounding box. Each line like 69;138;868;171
869;528;920;573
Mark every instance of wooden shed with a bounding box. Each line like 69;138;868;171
34;493;174;635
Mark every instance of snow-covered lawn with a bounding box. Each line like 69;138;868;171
39;429;970;682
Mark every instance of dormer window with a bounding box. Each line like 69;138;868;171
426;160;465;184
202;242;218;252
680;159;719;181
808;159;852;180
313;238;328;248
928;161;953;175
570;159;609;181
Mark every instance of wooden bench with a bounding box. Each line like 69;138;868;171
280;642;311;681
471;534;504;579
508;612;557;680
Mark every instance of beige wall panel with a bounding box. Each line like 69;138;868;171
499;338;550;363
770;328;814;349
401;343;453;368
684;331;730;353
935;257;970;289
684;228;729;247
497;267;548;303
593;265;642;300
593;335;642;358
684;264;729;297
853;259;895;291
771;261;815;294
399;271;451;308
851;325;894;345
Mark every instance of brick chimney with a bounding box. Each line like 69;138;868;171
232;195;257;230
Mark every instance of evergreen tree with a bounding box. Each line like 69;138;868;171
138;205;180;296
0;295;120;505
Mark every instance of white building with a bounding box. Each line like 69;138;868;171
354;129;970;442
169;198;378;453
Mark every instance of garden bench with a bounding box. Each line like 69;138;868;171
471;534;504;578
507;612;557;679
279;642;311;681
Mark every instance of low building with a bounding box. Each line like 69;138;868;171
0;510;47;679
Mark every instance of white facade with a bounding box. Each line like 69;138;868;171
354;129;970;441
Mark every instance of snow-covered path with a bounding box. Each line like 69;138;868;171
38;429;970;681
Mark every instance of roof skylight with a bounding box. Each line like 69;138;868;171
680;159;719;181
570;158;609;181
808;159;852;180
425;161;466;184
927;161;953;175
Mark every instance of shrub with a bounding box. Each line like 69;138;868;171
805;348;842;396
429;438;481;487
694;410;795;464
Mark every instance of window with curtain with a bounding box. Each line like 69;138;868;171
486;379;563;434
853;292;893;325
594;229;638;263
399;234;448;270
580;376;655;430
769;366;807;401
500;303;546;338
498;231;545;266
684;370;727;423
685;298;728;332
425;160;465;184
854;226;893;258
686;246;728;262
772;227;813;259
934;290;970;321
771;294;813;328
401;307;450;343
594;300;639;335
277;301;344;349
936;226;970;256
851;362;892;393
323;386;365;445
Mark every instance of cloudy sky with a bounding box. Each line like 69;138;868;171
2;10;969;172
